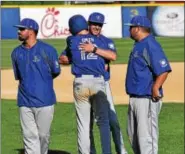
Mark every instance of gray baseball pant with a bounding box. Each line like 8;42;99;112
73;75;111;154
19;105;54;154
90;81;127;154
127;97;162;154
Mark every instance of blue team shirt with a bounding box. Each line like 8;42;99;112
125;34;172;97
61;34;116;81
11;40;61;107
61;34;107;78
98;34;117;81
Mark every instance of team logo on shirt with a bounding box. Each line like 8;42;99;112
159;59;168;67
33;56;40;62
108;43;115;50
133;50;139;57
55;60;59;68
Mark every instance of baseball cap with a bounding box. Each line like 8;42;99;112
124;15;151;28
14;18;39;31
88;12;106;24
69;14;88;35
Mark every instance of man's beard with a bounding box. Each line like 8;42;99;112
130;33;137;41
18;35;27;41
130;34;134;40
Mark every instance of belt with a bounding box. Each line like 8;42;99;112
130;94;151;99
75;74;102;78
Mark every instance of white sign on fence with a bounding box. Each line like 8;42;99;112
152;6;184;37
20;6;122;39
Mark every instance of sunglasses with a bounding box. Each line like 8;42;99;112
18;28;27;31
89;22;103;27
129;26;138;30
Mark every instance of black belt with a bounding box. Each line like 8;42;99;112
130;94;151;99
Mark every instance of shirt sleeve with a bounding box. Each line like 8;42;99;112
60;36;72;60
106;39;117;53
99;36;117;64
48;46;61;78
147;42;172;76
11;50;20;80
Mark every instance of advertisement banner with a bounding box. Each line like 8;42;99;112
20;7;122;39
122;7;147;37
1;8;20;39
150;6;184;37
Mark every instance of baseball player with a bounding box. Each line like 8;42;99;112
59;15;111;154
11;18;61;154
79;12;128;154
124;15;172;154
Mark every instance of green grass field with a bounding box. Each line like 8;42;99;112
1;37;184;69
1;100;184;154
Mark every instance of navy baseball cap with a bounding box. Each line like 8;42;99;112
69;14;88;35
124;15;151;28
88;12;106;24
14;18;39;31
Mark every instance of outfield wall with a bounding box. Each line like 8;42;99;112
1;8;20;39
1;3;184;39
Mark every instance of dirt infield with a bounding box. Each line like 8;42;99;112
1;62;184;104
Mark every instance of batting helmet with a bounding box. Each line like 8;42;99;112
68;14;88;35
88;12;106;24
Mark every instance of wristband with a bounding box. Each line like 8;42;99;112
92;46;98;53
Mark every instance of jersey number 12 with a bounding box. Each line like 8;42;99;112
81;52;98;60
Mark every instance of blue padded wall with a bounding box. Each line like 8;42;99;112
1;8;20;39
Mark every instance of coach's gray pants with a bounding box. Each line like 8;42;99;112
127;97;162;154
19;105;54;154
73;75;111;154
90;81;127;154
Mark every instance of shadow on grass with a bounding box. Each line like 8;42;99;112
16;149;71;154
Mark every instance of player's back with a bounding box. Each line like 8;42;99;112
66;34;106;77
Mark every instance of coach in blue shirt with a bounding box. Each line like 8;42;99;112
11;18;61;154
125;16;171;154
